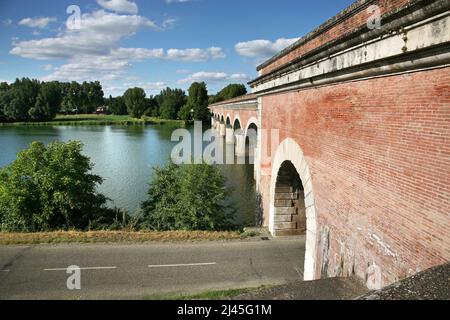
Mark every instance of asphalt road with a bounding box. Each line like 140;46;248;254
0;237;305;300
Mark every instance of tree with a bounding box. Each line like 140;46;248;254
156;87;187;120
44;81;63;115
0;82;9;93
141;162;236;231
179;82;209;121
144;96;159;117
210;84;247;104
106;95;127;115
0;79;105;121
62;82;82;114
0;88;13;122
0;141;114;232
29;81;62;121
3;78;40;121
123;87;147;118
29;93;49;121
178;104;192;121
84;81;104;113
4;96;27;121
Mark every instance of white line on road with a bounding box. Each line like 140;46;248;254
148;262;217;268
44;266;117;271
294;267;303;277
0;269;10;272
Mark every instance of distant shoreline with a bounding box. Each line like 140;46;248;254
0;114;186;127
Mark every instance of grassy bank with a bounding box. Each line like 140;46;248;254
0;230;256;245
0;114;185;126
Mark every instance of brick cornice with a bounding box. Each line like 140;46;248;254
252;0;448;82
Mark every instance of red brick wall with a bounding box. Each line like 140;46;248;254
259;67;450;285
260;0;411;75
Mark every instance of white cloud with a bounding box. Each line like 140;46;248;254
10;9;224;78
228;73;251;81
10;8;226;88
42;64;54;71
97;0;138;14
18;17;57;29
11;10;159;60
38;46;226;83
235;37;299;62
162;18;177;29
111;48;165;60
124;81;166;91
179;72;250;84
3;19;13;26
166;47;225;62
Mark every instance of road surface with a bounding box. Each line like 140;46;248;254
0;237;305;300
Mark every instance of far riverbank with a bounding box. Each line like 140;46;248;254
0;114;186;127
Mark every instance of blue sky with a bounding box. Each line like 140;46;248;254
0;0;354;96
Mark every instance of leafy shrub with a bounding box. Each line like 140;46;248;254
0;141;115;232
141;162;236;231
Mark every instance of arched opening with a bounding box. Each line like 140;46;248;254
226;116;232;128
273;161;306;236
233;118;241;131
245;123;258;164
270;138;317;281
233;117;245;161
220;115;224;124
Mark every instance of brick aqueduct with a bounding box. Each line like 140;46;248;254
209;0;449;289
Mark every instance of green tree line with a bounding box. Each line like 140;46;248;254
0;79;248;123
116;83;247;122
0;78;104;122
208;84;247;104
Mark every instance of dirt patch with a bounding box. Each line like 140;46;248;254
233;277;368;300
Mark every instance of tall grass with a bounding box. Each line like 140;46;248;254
0;230;247;245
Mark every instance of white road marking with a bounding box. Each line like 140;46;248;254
0;269;10;272
148;262;217;268
294;267;303;277
44;266;117;271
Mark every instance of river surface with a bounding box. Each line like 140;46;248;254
0;125;256;226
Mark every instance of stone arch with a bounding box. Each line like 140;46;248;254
244;117;258;137
233;116;242;131
226;114;232;128
269;138;318;281
220;114;225;123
